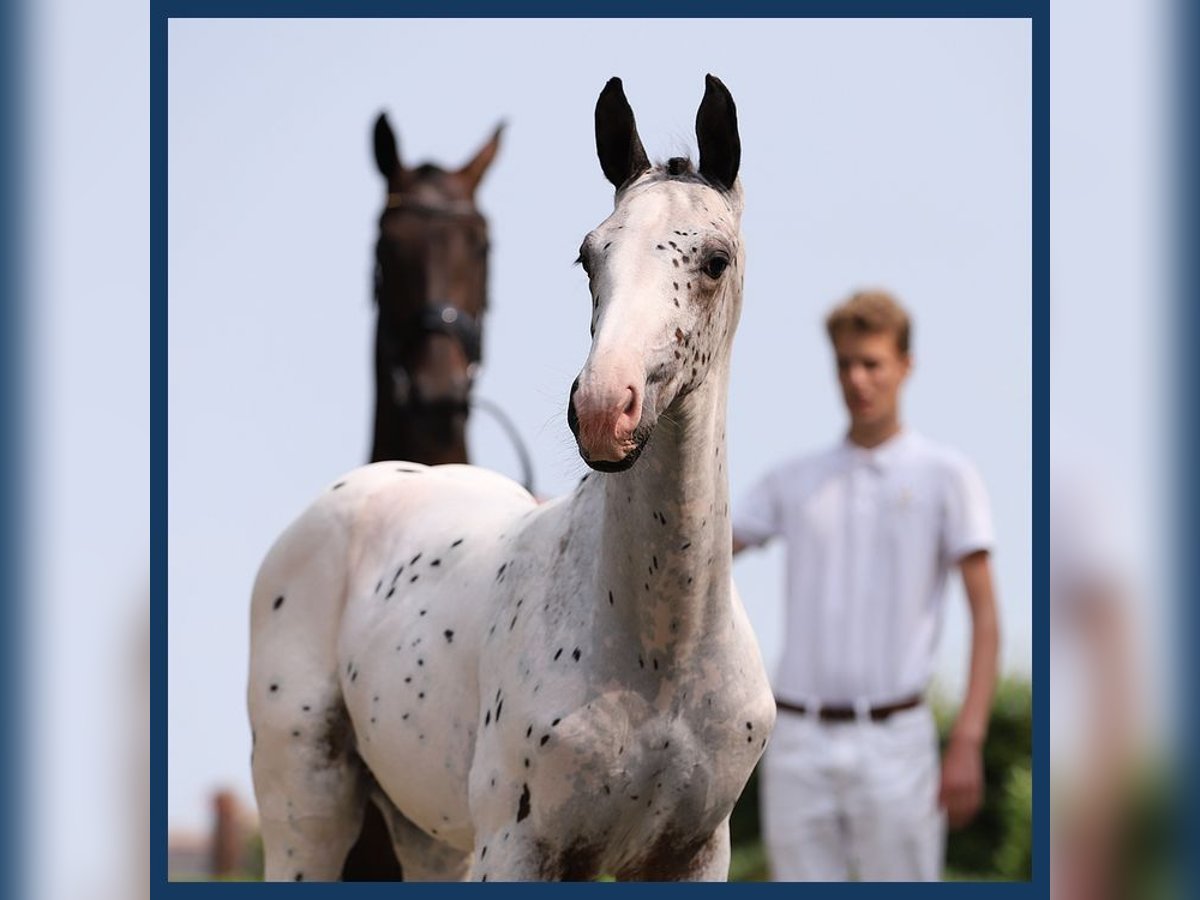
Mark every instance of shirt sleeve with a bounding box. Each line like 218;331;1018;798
941;456;995;563
732;470;782;549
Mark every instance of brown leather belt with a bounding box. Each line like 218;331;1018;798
774;693;923;723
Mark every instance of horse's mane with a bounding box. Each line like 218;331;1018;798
632;156;720;190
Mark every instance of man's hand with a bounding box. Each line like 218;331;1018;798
938;733;985;829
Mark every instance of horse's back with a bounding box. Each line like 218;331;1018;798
250;459;538;695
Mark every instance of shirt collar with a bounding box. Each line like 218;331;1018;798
840;428;913;471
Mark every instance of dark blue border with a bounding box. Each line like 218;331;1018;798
151;2;1047;895
4;0;25;897
152;4;169;893
156;0;1037;16
1030;4;1047;891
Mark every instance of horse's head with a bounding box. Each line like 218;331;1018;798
372;114;503;422
568;75;744;472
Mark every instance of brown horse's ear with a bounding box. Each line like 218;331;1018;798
458;121;505;194
374;112;402;178
595;77;650;189
696;74;740;191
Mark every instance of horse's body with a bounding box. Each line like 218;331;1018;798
249;76;774;881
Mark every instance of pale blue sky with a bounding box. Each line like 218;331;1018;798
166;17;1033;833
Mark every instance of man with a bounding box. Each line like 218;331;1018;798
733;289;1000;881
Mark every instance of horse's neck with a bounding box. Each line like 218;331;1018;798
369;377;469;465
595;363;732;656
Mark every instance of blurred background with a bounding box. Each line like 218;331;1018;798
165;16;1031;880
10;0;1186;896
1046;0;1180;896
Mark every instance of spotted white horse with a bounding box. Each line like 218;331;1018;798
248;74;775;882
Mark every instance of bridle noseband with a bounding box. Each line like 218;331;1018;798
379;300;484;418
376;193;487;415
417;303;483;368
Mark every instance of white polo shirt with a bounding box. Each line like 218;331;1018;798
733;429;994;706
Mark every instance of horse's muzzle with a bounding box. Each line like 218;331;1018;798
567;377;651;472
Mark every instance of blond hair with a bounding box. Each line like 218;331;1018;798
824;289;911;355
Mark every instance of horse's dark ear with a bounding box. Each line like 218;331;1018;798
458;121;505;194
595;77;650;189
374;112;401;178
696;74;740;191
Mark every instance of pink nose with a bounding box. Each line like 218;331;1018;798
569;381;642;462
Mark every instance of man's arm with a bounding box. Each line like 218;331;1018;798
1072;579;1136;821
939;549;1000;829
1053;579;1137;898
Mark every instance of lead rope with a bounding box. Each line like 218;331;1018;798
469;395;537;497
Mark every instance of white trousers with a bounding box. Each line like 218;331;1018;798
760;704;946;882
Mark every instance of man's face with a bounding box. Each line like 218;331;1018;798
833;330;911;428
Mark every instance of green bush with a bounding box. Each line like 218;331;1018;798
993;763;1032;878
728;838;770;882
728;763;763;849
936;677;1032;880
1116;763;1178;899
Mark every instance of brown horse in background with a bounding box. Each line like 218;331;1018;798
342;112;503;881
367;112;503;465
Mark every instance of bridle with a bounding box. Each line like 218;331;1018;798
375;191;536;495
375;193;487;416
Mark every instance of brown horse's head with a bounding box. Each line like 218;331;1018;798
370;114;503;463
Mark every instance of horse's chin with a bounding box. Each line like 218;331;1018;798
579;424;653;473
584;446;642;473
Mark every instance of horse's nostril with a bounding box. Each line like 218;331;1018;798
622;388;638;418
567;388;581;440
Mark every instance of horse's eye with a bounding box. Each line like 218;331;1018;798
703;254;730;279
